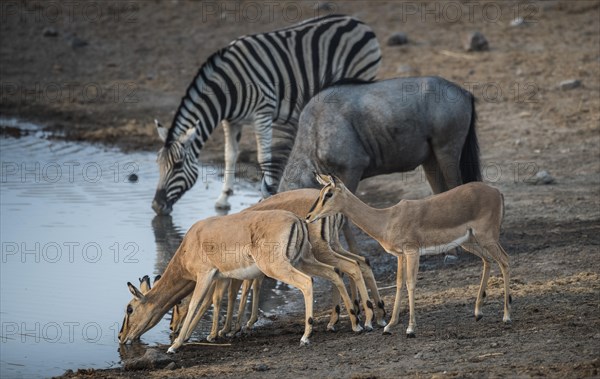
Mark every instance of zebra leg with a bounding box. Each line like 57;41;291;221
215;120;242;210
253;114;276;198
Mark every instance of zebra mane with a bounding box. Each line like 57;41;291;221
165;47;229;145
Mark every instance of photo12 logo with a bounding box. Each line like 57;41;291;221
1;241;139;264
0;1;139;24
1;161;139;184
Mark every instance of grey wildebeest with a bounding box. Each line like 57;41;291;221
278;76;481;195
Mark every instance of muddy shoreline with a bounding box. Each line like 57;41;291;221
2;1;599;378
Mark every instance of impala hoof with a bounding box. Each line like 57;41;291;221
326;324;337;332
352;325;364;333
406;332;416;338
377;319;388;327
503;317;512;324
364;324;374;332
300;338;310;346
475;314;483;321
167;347;177;354
382;330;392;336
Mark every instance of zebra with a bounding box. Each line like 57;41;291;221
152;14;381;214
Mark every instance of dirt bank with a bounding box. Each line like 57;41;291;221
2;1;598;378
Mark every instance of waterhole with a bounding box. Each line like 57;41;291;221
0;119;304;378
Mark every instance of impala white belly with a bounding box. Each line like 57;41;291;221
218;264;263;280
419;230;471;256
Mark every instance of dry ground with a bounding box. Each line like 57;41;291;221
1;1;599;378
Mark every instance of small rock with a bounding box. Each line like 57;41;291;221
387;32;409;46
123;348;173;370
527;170;555;185
510;17;526;27
559;79;581;91
42;27;58;37
314;2;335;12
165;362;178;370
67;35;88;49
464;31;489;52
263;347;269;352
491;342;499;348
414;351;424;359
128;173;139;183
254;363;269;372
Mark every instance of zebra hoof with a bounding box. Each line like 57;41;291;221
215;202;231;211
406;332;416;338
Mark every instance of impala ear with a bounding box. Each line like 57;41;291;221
315;173;331;186
154;275;161;283
127;282;147;302
139;275;151;294
155;119;168;142
178;127;196;147
330;175;343;187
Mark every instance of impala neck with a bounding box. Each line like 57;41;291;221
337;189;392;244
147;255;195;315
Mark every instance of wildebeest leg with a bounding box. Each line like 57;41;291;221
422;154;448;194
434;148;462;190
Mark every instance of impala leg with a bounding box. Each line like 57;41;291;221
207;279;229;342
182;282;217;341
169;270;216;353
475;258;491;321
299;258;363;333
215;121;242;210
383;255;404;334
230;279;251;336
494;243;512;323
265;266;314;345
327;279;342;331
404;252;420;338
332;230;386;325
219;279;242;338
246;277;263;329
328;251;375;330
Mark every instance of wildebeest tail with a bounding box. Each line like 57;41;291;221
460;94;482;183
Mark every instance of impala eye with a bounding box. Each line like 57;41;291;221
325;192;333;198
127;305;133;314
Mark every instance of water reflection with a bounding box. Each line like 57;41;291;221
151;215;184;274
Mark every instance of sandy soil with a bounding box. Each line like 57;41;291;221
2;1;599;378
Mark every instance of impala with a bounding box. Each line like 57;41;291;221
306;174;511;337
170;189;387;342
118;210;362;352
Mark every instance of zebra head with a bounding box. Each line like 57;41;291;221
152;121;199;215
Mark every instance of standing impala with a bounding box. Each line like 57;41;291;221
306;174;511;338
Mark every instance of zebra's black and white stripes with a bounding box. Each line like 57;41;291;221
152;14;381;214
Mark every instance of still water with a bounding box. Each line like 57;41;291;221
0;119;301;378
